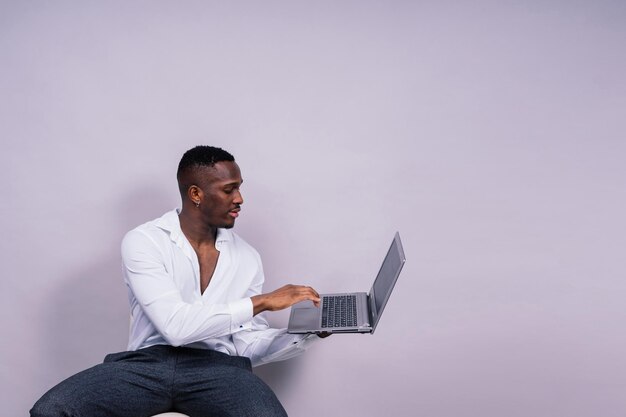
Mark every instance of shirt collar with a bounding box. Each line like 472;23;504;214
215;228;231;245
154;209;232;247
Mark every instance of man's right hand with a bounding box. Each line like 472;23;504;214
251;284;321;316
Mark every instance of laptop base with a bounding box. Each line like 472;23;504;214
287;293;372;334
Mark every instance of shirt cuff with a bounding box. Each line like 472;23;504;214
229;297;254;332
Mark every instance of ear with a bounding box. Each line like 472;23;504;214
188;185;203;206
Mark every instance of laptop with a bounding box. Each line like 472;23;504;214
287;232;406;334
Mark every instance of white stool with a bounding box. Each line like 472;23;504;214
150;414;189;417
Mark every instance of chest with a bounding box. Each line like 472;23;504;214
195;247;220;294
159;236;258;302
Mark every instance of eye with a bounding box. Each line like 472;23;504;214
223;182;242;195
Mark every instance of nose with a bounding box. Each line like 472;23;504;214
234;189;244;205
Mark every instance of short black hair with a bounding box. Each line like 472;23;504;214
177;146;235;176
177;146;235;195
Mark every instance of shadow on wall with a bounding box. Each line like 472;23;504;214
44;256;130;378
42;185;175;379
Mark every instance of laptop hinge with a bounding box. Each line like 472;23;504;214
367;293;376;327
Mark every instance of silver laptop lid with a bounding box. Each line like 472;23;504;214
368;232;406;334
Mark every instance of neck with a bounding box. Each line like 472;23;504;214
178;207;217;246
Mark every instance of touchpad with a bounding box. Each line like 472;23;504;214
289;307;320;331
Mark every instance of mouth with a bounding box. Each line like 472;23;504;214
228;207;241;219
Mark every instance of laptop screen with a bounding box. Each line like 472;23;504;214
369;232;406;332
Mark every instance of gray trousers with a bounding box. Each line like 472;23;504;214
30;345;288;417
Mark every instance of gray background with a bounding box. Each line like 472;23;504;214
2;1;625;416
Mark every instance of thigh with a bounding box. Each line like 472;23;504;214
31;350;173;417
173;353;287;417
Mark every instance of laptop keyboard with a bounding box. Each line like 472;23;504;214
321;295;358;328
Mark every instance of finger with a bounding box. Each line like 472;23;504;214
293;285;320;300
308;286;320;298
296;287;320;306
298;285;319;299
306;288;321;303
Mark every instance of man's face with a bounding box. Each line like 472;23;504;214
197;161;243;229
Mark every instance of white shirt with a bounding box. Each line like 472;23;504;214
121;209;316;367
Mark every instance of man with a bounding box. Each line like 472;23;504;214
32;146;324;417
